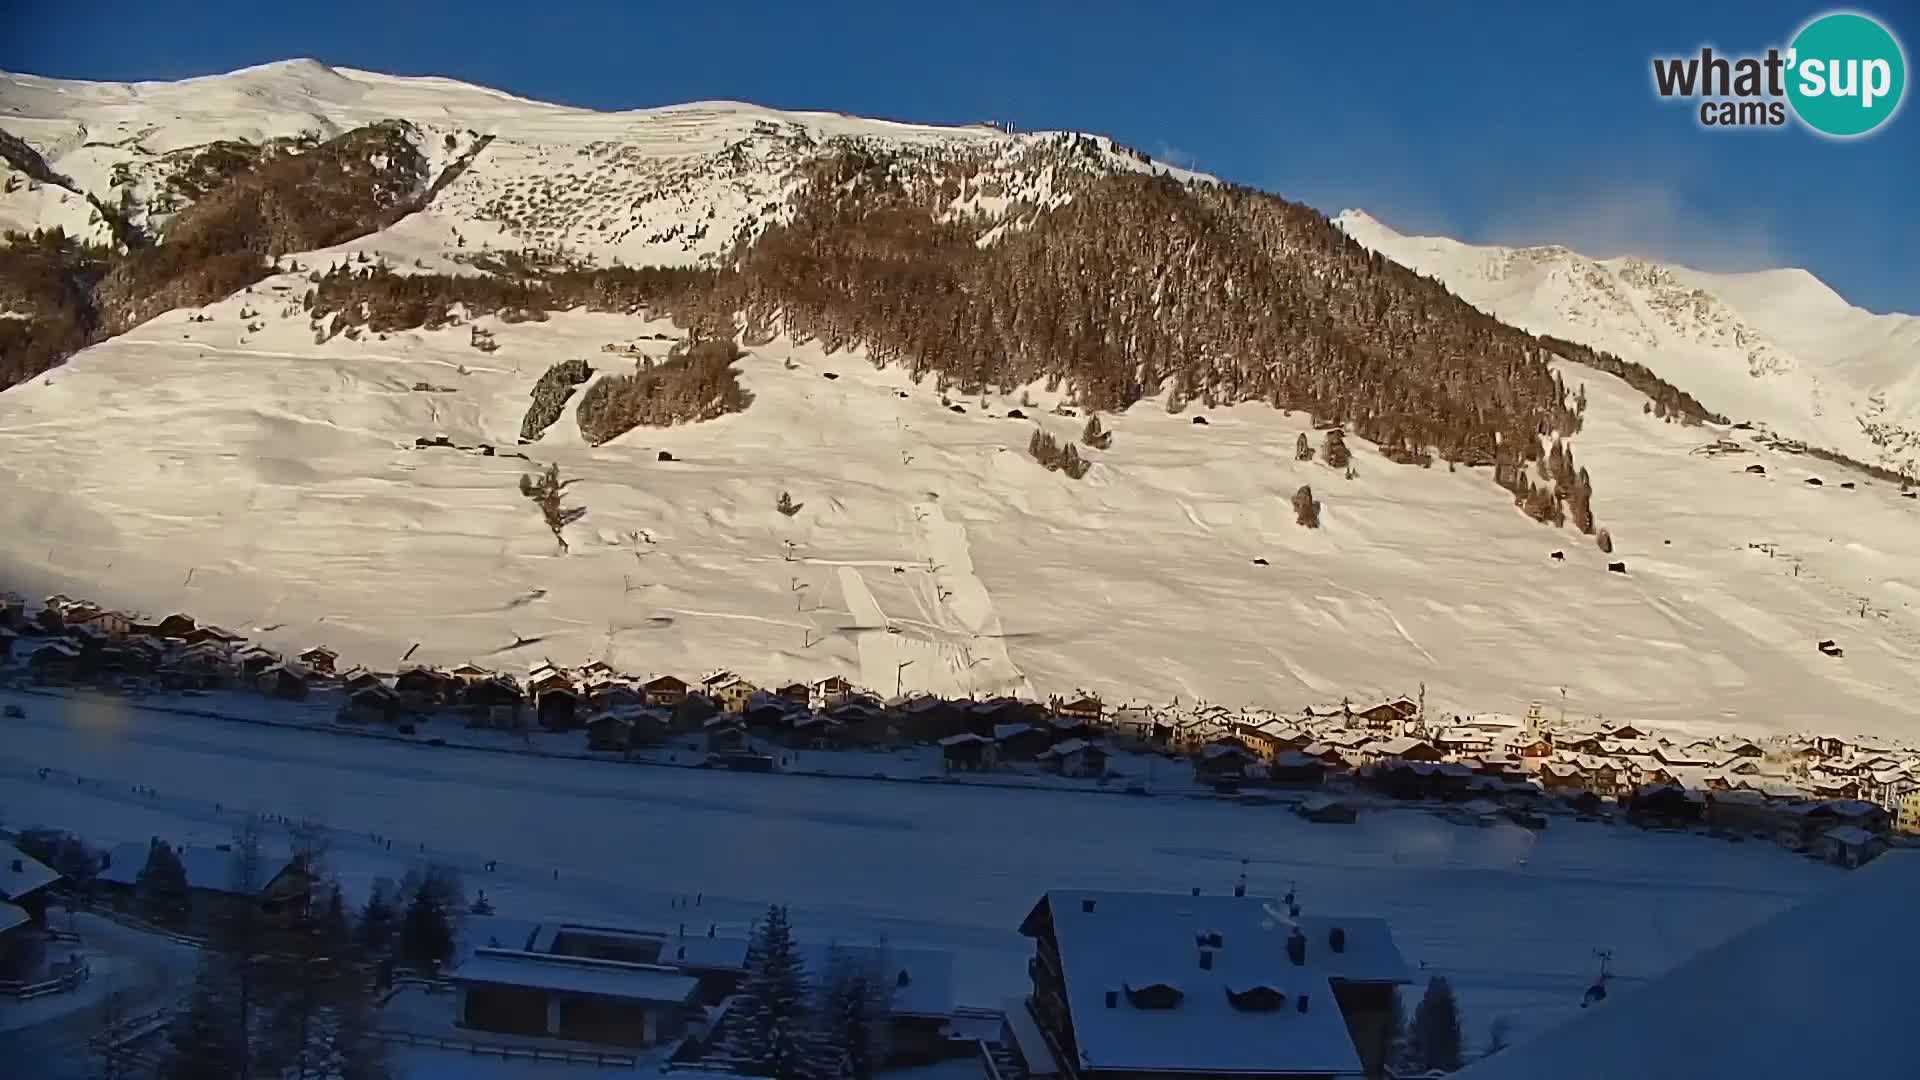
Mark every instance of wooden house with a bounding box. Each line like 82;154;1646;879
1052;696;1103;725
296;647;339;676
28;640;82;684
538;686;582;731
813;675;855;709
394;667;458;709
710;677;758;715
1368;736;1442;764
337;685;400;725
144;613;198;639
1043;738;1108;779
896;696;964;743
180;625;245;647
1269;750;1329;788
642;675;689;706
590;684;646;712
457;677;524;728
586;713;633;752
1628;783;1706;826
827;700;894;746
703;717;750;754
1195;738;1257;780
774;682;812;708
939;733;995;771
257;664;310;701
994;722;1052;762
1819;826;1886;868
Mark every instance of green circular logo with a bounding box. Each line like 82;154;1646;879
1787;12;1907;137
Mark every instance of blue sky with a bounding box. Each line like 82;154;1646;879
3;0;1913;312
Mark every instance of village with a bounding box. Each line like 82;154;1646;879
5;589;1918;874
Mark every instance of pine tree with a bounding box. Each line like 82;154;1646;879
816;948;894;1080
135;839;191;929
1080;413;1111;450
726;905;819;1080
398;864;462;973
1596;527;1614;554
1406;976;1465;1073
265;872;388;1080
159;969;245;1080
356;877;399;958
776;491;803;517
1295;432;1313;461
206;817;272;1076
1292;484;1320;528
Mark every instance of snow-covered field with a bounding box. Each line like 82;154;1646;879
0;689;1846;1048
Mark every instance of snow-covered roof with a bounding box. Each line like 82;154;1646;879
0;840;61;901
0;900;27;936
98;840;288;893
449;948;700;1003
1822;825;1878;847
1019;890;1406;1077
1453;853;1920;1080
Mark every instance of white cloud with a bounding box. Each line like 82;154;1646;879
1477;185;1787;274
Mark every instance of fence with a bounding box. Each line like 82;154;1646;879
371;1029;639;1068
0;961;90;1001
69;898;209;949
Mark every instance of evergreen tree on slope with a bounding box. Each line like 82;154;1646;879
1406;975;1465;1073
727;904;821;1080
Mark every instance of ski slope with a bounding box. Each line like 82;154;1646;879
3;282;1919;740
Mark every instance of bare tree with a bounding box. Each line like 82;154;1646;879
519;463;586;553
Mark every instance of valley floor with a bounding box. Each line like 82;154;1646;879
0;686;1844;1057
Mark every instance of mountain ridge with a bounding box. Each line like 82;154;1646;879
2;62;1916;739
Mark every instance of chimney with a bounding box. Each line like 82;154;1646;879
1287;931;1307;966
1329;927;1346;953
1105;990;1119;1009
1082;898;1097;914
1199;949;1214;971
1297;992;1310;1013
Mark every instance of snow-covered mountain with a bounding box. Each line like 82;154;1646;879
2;61;1917;742
1335;209;1920;479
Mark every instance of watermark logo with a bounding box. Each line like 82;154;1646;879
1652;10;1907;137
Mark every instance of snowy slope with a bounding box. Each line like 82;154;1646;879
1335;209;1920;479
0;63;1917;741
5;280;1919;741
0;59;1200;268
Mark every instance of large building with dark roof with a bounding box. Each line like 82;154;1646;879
1011;889;1410;1080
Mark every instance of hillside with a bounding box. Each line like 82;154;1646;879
1;61;1917;740
1336;210;1920;480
